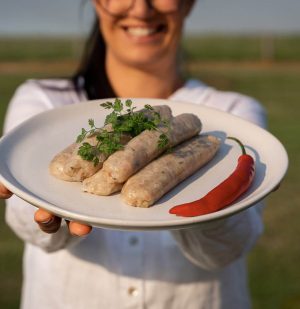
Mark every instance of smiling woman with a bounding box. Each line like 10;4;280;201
89;0;194;98
1;0;269;308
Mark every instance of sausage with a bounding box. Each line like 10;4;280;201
82;113;202;195
48;143;77;181
62;131;113;181
82;169;123;195
49;105;173;182
102;113;202;184
121;135;221;208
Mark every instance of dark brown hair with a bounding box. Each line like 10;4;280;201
73;16;116;100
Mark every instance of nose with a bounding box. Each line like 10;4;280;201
128;0;155;18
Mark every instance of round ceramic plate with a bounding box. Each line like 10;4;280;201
0;98;288;230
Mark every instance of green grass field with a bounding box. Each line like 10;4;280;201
0;36;299;309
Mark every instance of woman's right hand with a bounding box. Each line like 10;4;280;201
0;183;13;199
0;182;92;236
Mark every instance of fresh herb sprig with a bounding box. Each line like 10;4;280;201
76;99;170;165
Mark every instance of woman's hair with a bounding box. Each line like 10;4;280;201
73;16;116;100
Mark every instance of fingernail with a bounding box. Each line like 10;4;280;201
40;217;55;225
70;232;80;237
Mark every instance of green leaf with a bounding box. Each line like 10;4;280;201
105;111;118;126
88;119;95;128
113;98;123;112
125;99;132;108
78;143;97;161
100;102;113;109
76;128;87;143
144;104;154;110
158;133;169;149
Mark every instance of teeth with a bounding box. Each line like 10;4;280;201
126;27;156;37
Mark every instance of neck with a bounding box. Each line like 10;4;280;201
105;53;184;99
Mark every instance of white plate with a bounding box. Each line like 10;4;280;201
0;98;288;230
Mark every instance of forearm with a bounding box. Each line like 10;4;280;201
171;203;264;270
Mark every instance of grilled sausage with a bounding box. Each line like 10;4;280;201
49;105;173;182
102;113;202;184
82;169;123;195
82;113;202;195
48;143;77;181
121;135;220;207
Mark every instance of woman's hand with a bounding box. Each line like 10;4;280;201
0;183;13;199
34;209;92;236
1;182;92;236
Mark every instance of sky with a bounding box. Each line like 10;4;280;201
0;0;300;37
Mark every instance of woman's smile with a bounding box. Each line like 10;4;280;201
123;24;165;36
120;23;167;42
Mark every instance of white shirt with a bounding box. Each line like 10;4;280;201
4;79;266;309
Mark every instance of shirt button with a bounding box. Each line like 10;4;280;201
128;286;138;297
129;236;139;246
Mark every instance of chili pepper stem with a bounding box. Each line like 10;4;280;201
227;136;246;155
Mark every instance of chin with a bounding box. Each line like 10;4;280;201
127;53;168;69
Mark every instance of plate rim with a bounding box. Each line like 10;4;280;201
0;98;289;230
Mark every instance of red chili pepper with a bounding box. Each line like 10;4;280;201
169;137;255;217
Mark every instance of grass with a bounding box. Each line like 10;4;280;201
183;35;300;62
0;37;84;62
0;36;299;308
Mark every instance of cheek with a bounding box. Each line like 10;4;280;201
95;7;119;43
98;18;122;55
166;21;184;52
98;16;113;38
166;14;185;42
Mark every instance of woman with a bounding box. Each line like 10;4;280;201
1;0;266;308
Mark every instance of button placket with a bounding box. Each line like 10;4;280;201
128;286;139;297
119;232;145;308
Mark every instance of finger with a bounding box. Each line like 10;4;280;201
34;208;62;234
68;221;92;236
0;183;13;199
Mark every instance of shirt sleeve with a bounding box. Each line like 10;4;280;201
170;92;267;270
4;81;80;252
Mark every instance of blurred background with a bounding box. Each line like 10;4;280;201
0;0;299;308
